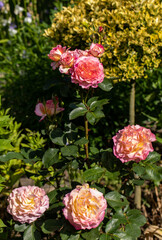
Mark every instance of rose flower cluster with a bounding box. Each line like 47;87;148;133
48;43;105;89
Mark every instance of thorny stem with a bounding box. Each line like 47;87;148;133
129;80;141;209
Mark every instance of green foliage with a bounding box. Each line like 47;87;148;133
132;152;162;185
0;97;23;153
21;129;46;150
23;224;41;240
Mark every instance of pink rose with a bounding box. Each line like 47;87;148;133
7;186;49;224
34;98;64;121
70;56;104;89
73;49;90;58
112;125;156;163
89;43;105;57
59;51;75;74
48;45;66;62
63;184;107;230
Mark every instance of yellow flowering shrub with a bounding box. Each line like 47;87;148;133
44;0;161;81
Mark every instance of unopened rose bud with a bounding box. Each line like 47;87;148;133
98;26;104;33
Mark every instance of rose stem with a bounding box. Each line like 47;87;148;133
129;80;141;209
84;116;89;160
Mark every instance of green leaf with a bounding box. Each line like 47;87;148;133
77;103;87;108
125;223;141;239
47;189;58;204
74;137;89;145
42;148;59;168
144;151;161;164
90;99;108;111
100;234;112;240
71;160;79;170
0;176;5;183
48;202;64;211
104;170;120;180
98;78;113;92
105;218;120;233
86;112;96;125
82;227;100;240
69;107;88;120
60;221;76;240
87;97;99;106
86;109;105;124
112;230;132;240
93;109;105;119
145;166;162;185
0;139;14;152
23;224;41;240
141;112;158;122
156;136;162;143
132;165;145;176
0;116;10;122
90;184;105;194
90;147;99;155
0;219;6;228
0;152;24;162
61;145;78;157
132;179;144;186
126;209;146;227
68;234;80;240
41;219;63;234
0;184;5;193
14;223;28;232
50;128;65;146
83;167;105;181
113;211;127;224
105;191;129;210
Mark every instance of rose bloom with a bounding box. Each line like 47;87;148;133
70;56;104;89
59;51;75;74
73;49;90;58
63;184;107;230
48;45;66;62
112;125;156;163
7;186;49;224
35;98;64;121
89;43;105;57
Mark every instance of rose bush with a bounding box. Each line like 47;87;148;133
0;4;161;237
